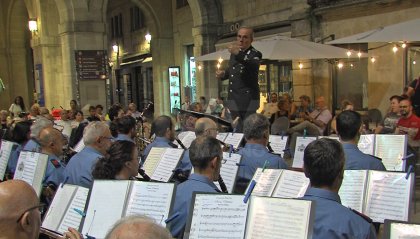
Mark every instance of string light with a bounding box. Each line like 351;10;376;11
413;60;417;65
392;45;398;53
371;57;376;63
198;65;202;71
401;43;407;48
298;62;303;69
357;52;362;58
217;63;221;69
337;63;343;69
346;51;352;57
218;57;223;64
350;63;354;68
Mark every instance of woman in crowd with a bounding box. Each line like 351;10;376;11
69;99;79;120
71;110;85;128
281;93;297;119
269;98;290;125
92;140;139;180
9;96;25;117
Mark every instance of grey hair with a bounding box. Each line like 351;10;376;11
30;116;53;138
194;117;216;136
83;121;110;145
105;215;172;239
243;113;269;140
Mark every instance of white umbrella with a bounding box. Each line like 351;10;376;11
195;35;366;61
327;18;420;44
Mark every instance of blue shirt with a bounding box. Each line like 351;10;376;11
169;174;220;238
143;137;176;159
177;149;192;172
302;187;376;239
23;139;41;152
7;144;22;174
43;154;66;186
237;143;288;181
64;146;103;188
342;143;386;171
115;134;134;143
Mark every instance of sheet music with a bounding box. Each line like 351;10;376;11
216;132;228;142
82;180;130;238
292;137;317;168
269;135;288;157
218;152;241;193
224;133;244;149
143;148;166;176
390;223;420;239
151;148;183;182
125;182;174;227
58;186;89;233
73;139;85;153
245;197;312;239
176;131;196;148
250;169;282;197
13;151;48;196
374;135;406;171
338;170;367;212
365;171;412;223
272;170;310;198
42;184;77;231
187;194;248;239
0;140;15;180
358;134;375;155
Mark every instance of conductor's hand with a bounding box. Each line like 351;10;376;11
216;70;225;79
61;227;84;239
228;43;241;55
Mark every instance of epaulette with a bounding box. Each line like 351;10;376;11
50;158;61;168
349;208;373;224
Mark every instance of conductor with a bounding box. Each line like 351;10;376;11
216;26;262;131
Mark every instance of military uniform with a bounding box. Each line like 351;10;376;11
342;143;386;171
302;187;376;239
23;138;41;152
142;136;177;159
64;146;103;188
169;174;220;238
221;46;262;121
43;154;66;187
115;133;134;143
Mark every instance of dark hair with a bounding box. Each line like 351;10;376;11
117;116;136;134
303;138;344;187
299;95;311;103
14;96;26;111
389;95;403;102
243;113;269;140
12;121;32;144
89;106;96;111
189;136;222;170
340;100;353;111
336;111;361;141
92;141;136;179
75;110;83;116
96;104;103;110
151;115;173;137
109;104;123;121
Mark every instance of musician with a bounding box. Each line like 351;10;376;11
92;141;139;180
177;117;219;174
337;111;386;170
0;180;42;239
105;215;172;239
23;116;53;152
127;103;142;119
7;120;32;175
142;115;177;160
64;121;113;188
115;115;136;143
168;136;223;238
235;113;287;193
302;138;376;238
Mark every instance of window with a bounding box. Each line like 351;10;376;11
130;7;144;31
111;13;123;39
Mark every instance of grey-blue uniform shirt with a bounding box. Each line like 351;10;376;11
7;144;22;174
64;146;103;188
177;149;192;172
23;138;41;152
169;174;220;238
342;143;386;171
237;143;288;181
302;187;376;239
115;133;134;143
43;154;66;187
142;136;176;159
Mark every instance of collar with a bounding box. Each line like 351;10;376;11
154;136;171;143
83;146;103;156
116;134;135;142
188;174;219;191
244;143;268;151
305;187;341;204
341;143;358;150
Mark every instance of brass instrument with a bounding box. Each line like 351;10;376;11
135;102;153;152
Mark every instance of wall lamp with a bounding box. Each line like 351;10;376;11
112;44;119;53
145;32;152;44
28;18;38;34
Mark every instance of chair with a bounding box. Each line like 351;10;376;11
270;116;290;135
367;108;383;128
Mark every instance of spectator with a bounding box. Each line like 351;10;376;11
9;96;25;117
330;100;354;135
375;95;402;134
261;92;279;118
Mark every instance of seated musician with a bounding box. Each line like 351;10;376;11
114;115;136;143
234;113;287;193
302;138;377;239
168;136;223;238
92;141;139;180
105;215;172;239
337;110;386;170
23;117;53;152
142;115;177;160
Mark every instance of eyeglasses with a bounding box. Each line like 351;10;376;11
16;203;46;223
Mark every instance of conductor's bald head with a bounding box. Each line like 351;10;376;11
194;117;218;137
0;180;41;239
105;215;172;239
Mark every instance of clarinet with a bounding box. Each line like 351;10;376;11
175;137;187;150
218;174;228;193
138;167;151;181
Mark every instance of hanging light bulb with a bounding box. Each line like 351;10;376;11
413;60;417;65
357;52;362;58
218;57;223;64
371;57;376;63
298;62;303;69
350;63;354;68
392;45;398;53
198;65;202;70
337;63;344;69
402;43;407;48
346;51;352;57
217;63;221;69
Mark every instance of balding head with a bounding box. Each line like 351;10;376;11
39;127;65;157
315;96;326;110
0;180;41;239
194;117;218;137
105;215;172;239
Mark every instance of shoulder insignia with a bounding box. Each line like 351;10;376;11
50;159;61;168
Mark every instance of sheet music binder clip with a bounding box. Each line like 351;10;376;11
85;235;96;239
262;160;268;172
229;144;233;157
303;129;307;138
281;131;285;140
61;176;69;188
402;154;414;161
406;165;413;179
243;180;256;203
73;208;86;217
165;212;180;223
